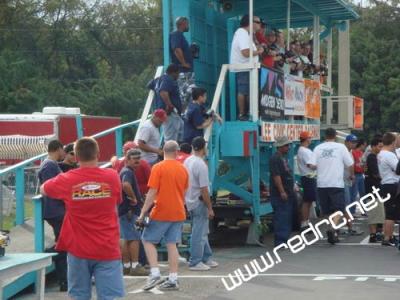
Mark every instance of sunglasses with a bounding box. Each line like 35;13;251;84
68;152;75;155
254;20;261;24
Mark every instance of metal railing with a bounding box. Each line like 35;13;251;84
0;66;164;228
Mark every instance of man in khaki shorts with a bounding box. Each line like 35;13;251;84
365;137;385;243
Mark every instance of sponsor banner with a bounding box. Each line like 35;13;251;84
259;67;285;120
284;74;305;116
304;79;321;119
353;96;364;130
261;122;320;142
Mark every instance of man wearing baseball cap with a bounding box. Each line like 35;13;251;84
269;136;295;246
184;137;218;271
137;109;167;165
297;131;317;232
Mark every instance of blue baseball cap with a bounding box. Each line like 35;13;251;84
345;134;358;142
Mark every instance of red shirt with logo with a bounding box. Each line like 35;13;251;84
176;152;191;164
43;167;122;260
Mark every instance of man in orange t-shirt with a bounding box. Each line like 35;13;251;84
138;140;189;291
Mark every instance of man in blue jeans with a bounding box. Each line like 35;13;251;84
184;137;218;271
269;136;295;246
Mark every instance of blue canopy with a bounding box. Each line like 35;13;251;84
226;0;359;28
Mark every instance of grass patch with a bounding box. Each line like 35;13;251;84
2;201;34;231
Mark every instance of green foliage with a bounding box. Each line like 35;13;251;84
350;1;400;137
0;0;162;123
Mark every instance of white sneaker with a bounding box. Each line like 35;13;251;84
178;256;187;264
204;260;219;268
189;262;210;271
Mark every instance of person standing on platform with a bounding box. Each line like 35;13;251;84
230;14;263;121
38;139;68;291
40;137;125;299
169;16;195;107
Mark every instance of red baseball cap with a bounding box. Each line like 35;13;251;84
153;109;168;122
300;131;312;140
123;141;137;153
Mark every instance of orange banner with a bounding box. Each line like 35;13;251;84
304;79;321;119
353;97;364;130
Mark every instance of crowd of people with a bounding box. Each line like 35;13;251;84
38;133;218;298
230;14;328;121
271;128;400;249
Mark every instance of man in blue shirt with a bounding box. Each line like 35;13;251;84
148;64;184;142
169;16;195;108
119;149;148;276
38;139;68;291
183;87;212;144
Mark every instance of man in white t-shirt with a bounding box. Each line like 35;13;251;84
313;128;354;245
377;132;400;246
296;131;317;231
230;14;263;121
137;109;166;165
184;137;217;271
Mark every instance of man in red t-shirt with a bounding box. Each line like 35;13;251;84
40;137;125;299
351;139;367;209
176;143;192;163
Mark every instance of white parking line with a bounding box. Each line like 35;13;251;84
124;273;400;279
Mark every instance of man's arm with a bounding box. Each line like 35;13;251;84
138;140;163;156
138;188;157;219
196;117;213;129
174;48;190;69
241;48;263;58
40;184;47;196
122;182;137;205
200;187;214;219
273;175;288;201
159;90;175;113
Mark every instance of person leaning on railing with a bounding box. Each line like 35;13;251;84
183;87;222;145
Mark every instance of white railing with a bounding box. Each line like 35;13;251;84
321;95;363;129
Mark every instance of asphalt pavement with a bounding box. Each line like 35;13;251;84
15;217;400;300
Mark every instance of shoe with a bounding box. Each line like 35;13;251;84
382;239;395;247
300;226;313;235
130;265;149;276
59;281;68;292
158;280;179;291
369;234;377;243
348;229;364;236
143;275;164;291
189;262;211;271
326;230;338;245
376;232;383;242
204;260;218;268
178;256;187;264
238;114;249;121
123;267;131;276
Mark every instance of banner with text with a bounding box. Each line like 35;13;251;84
261;122;320;142
304;79;321;119
259;67;284;120
284;74;305;116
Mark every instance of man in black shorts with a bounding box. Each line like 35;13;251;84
313;128;354;244
377;132;400;246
